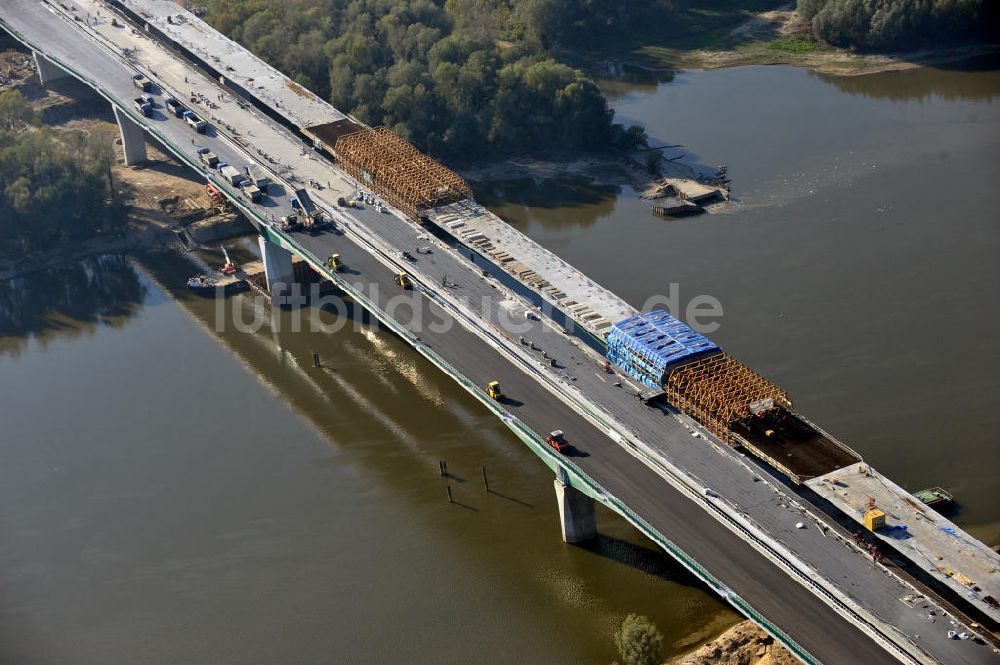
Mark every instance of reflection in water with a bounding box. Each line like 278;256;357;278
0;255;146;357
815;55;1000;102
597;62;678;100
472;176;620;231
126;250;735;661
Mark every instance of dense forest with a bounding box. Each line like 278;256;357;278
203;0;657;161
0;90;126;253
798;0;997;50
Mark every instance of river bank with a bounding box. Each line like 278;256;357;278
670;620;796;665
0;48;252;280
576;3;1000;78
459;149;731;224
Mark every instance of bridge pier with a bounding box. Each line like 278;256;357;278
554;477;597;543
33;51;68;85
258;235;293;301
113;106;147;166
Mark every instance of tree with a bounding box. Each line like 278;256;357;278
0;89;38;130
86;126;119;198
799;0;994;50
613;614;664;665
1;117;125;253
200;0;639;161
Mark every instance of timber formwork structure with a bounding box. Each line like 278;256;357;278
333;127;473;219
665;352;792;443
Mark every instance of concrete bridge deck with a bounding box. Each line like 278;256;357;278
3;2;997;663
810;466;1000;624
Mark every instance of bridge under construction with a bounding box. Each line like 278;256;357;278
3;1;998;663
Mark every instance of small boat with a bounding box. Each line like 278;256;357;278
913;487;954;510
187;274;219;291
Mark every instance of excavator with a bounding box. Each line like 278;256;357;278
327;253;344;272
204;182;227;213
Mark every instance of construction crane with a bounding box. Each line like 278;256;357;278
219;245;239;275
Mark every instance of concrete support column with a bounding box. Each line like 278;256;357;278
258;235;294;300
554;477;597;543
33;51;68;85
113;106;147;166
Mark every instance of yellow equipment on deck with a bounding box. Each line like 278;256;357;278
487;381;502;400
864;508;886;531
395;272;412;289
326;253;343;272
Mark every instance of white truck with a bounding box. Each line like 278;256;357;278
164;97;187;118
181;110;207;133
243;164;270;189
219;164;243;186
197;148;219;168
132;95;153;117
240;181;262;203
131;73;151;92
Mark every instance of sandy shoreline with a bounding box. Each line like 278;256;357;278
686;41;1000;77
669;620;797;665
603;3;1000;78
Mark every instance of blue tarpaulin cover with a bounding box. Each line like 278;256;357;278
606;310;720;388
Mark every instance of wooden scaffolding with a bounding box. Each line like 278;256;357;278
333;127;472;219
664;352;792;443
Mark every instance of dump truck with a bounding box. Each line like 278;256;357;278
291;188;319;218
243;164;270;189
290;188;329;233
240;180;262;203
395;272;413;289
182;110;207;133
132;95;153;117
165;97;187;118
326;254;344;272
198;149;219;168
487;381;503;400
131;73;151;92
219;164;243;186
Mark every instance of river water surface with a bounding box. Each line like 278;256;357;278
0;253;733;664
1;62;998;664
479;61;1000;542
